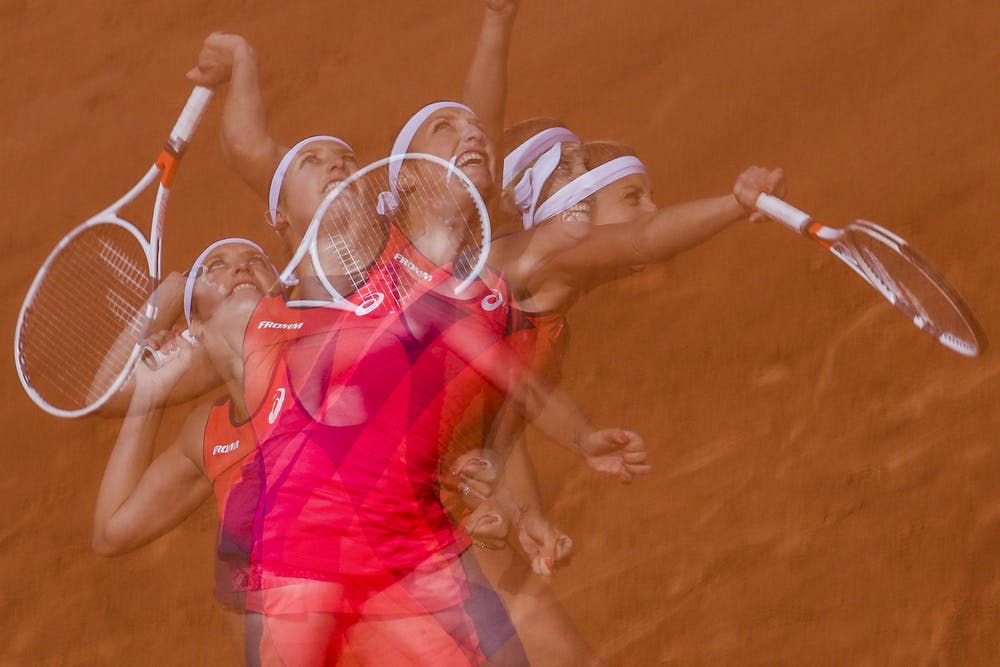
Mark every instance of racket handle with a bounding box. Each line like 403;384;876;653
169;86;214;147
756;194;813;234
141;329;196;370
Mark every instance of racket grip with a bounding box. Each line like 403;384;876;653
756;194;813;234
141;329;196;370
169;86;214;146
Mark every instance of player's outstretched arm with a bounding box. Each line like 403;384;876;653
92;342;213;556
462;0;520;156
556;166;786;273
187;32;281;200
438;317;650;481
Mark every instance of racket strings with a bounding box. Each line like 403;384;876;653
20;224;152;410
315;176;391;308
844;227;980;349
402;163;485;281
313;159;487;312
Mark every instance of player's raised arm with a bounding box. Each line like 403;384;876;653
462;0;520;158
187;32;282;200
92;343;213;556
95;273;224;417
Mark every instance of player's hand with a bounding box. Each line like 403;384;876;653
580;429;651;483
186;32;254;87
733;166;786;224
133;327;197;401
465;498;511;551
446;449;504;509
516;507;573;576
484;0;519;20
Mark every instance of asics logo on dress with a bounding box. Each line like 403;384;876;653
481;289;504;312
257;320;304;330
393;253;432;281
268;387;286;425
211;440;240;455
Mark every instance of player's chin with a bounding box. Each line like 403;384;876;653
220;287;264;315
461;166;496;199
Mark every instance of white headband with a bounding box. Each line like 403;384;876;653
377;101;475;214
387;101;474;189
511;142;564;230
502;127;580;188
532;156;648;224
267;135;353;217
183;238;270;326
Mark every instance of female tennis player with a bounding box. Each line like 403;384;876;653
185;10;632;664
186;19;603;571
385;102;613;665
216;126;650;663
492;119;786;379
185;44;642;667
92;238;285;664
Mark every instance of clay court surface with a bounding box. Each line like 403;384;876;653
2;1;997;664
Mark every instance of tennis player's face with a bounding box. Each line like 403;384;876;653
280;141;359;233
409;109;497;199
590;173;656;226
537;143;591;225
192;244;276;319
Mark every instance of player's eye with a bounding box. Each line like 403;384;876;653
432;119;453;132
205;260;226;273
247;253;267;266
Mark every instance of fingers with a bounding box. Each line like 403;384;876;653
530;533;573;576
448;451;502;506
187;32;248;86
466;506;508;550
452;454;499;485
144;326;187;353
517;510;574;576
766;167;787;199
456;478;491;505
734;165;787;220
532;553;553;576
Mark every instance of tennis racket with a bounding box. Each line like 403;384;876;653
757;194;987;357
278;152;492;316
15;86;214;417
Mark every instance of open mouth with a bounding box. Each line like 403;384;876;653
561;201;592;224
322;179;344;194
229;281;261;296
455;151;487;169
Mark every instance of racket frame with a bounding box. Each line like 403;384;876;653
14;86;213;417
755;193;986;357
277;152;492;315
